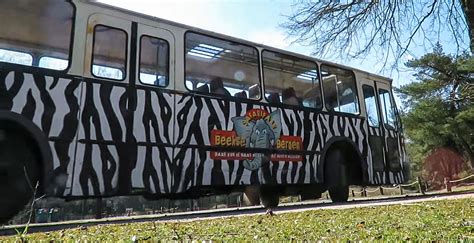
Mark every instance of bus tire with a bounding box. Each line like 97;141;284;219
259;186;279;208
300;188;322;201
324;149;349;202
0;129;40;223
243;185;260;206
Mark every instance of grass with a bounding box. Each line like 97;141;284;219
453;184;474;192
1;198;473;241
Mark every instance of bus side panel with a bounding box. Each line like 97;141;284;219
0;68;82;197
69;81;177;197
368;125;406;185
71;79;127;197
130;88;174;194
318;113;369;180
366;124;408;185
173;94;341;192
366;125;385;184
399;136;410;181
385;129;406;184
173;94;257;192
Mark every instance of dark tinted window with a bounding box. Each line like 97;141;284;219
185;32;260;99
92;25;127;80
379;89;397;130
363;85;380;127
262;50;321;108
321;65;359;114
139;35;169;87
0;0;74;70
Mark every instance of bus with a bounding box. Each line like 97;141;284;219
0;0;409;222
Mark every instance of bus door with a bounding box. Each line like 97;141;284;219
72;14;132;197
375;81;404;183
131;23;175;195
361;81;385;184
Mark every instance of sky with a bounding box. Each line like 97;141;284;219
97;0;463;105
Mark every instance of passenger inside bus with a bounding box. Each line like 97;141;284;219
282;87;300;106
234;91;247;98
302;86;323;108
267;92;281;104
248;84;260;99
209;78;231;96
195;84;209;94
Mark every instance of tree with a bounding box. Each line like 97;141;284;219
423;147;465;189
283;0;473;68
397;44;473;168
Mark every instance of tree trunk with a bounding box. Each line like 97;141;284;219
460;0;474;53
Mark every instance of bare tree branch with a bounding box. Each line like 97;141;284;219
282;0;472;71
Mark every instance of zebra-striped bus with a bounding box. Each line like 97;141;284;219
0;0;409;222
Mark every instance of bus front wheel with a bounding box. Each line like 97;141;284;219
324;149;349;202
0;129;40;223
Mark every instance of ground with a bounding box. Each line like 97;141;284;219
1;197;473;241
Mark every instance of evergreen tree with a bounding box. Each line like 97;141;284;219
398;44;474;170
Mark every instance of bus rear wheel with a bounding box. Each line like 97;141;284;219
324;149;349;203
260;185;279;209
243;185;260;206
0;129;39;223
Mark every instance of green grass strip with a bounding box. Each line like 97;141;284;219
2;198;473;241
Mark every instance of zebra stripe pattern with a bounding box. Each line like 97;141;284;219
0;69;407;197
173;94;368;192
367;123;405;184
1;70;81;196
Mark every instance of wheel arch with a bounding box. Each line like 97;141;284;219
318;136;366;185
0;111;54;193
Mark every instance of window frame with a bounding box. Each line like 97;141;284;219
91;24;128;81
184;30;262;101
320;64;360;115
0;0;76;73
362;84;381;128
138;34;170;88
261;49;322;110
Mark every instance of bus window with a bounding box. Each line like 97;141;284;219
92;65;124;80
321;65;359;114
141;73;167;86
0;0;74;70
262;50;321;108
362;85;380;127
39;57;68;70
0;49;33;66
92;25;127;80
185;32;260;99
139;35;169;87
379;89;397;130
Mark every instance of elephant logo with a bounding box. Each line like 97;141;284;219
231;109;281;170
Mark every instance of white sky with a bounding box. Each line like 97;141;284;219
99;0;297;50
